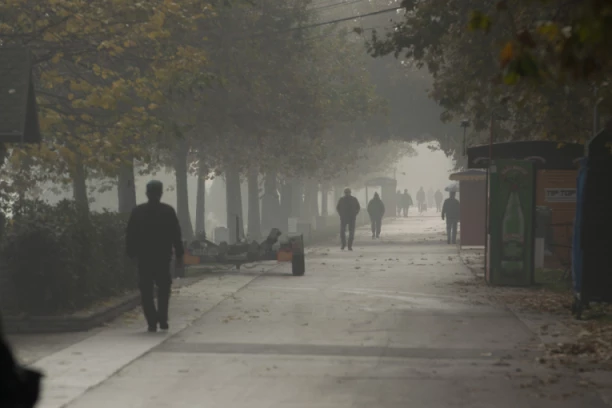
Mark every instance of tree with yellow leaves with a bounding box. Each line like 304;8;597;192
0;0;212;212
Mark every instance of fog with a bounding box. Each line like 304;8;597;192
394;143;457;197
39;142;456;234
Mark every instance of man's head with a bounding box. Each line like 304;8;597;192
344;187;351;196
373;192;380;199
404;189;408;193
450;191;456;199
146;180;163;202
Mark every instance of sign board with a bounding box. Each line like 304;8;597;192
544;188;576;203
487;159;535;286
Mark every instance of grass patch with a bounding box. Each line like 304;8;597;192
534;268;572;293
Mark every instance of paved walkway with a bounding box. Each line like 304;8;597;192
12;213;611;407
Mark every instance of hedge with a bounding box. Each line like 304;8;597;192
1;200;137;316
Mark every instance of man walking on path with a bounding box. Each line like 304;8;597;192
367;192;385;239
441;191;460;244
434;189;443;212
416;187;426;213
126;180;184;333
336;187;360;250
400;189;413;217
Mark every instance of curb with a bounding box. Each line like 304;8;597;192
2;276;205;334
3;219;368;334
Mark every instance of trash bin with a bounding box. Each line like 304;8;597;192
535;206;552;268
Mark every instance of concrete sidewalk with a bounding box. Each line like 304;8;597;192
14;213;612;407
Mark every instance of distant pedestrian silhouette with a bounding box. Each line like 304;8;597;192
442;191;460;244
416;187;426;214
336;188;360;250
434;189;443;212
400;189;413;217
367;192;385;239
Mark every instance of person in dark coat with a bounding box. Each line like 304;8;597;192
0;316;42;408
400;189;413;217
367;192;385;239
126;180;184;332
442;191;460;244
336;187;360;250
434;189;443;212
416;187;426;213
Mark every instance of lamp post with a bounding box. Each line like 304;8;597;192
594;89;604;139
460;119;470;156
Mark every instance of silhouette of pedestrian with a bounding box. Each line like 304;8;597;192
367;192;385;238
126;180;184;332
336;187;360;250
442;191;460;244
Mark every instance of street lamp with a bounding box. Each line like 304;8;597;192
594;97;604;139
460;119;470;156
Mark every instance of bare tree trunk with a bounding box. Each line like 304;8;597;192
117;157;137;214
321;183;329;217
174;139;194;240
194;162;207;238
262;171;281;232
247;167;261;240
225;166;244;244
290;179;303;219
72;156;89;214
308;181;319;217
279;180;291;220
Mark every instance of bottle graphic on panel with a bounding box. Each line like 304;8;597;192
501;188;525;274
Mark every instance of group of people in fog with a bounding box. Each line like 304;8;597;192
335;185;458;249
396;187;444;217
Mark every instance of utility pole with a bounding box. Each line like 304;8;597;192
594;86;603;139
460;119;470;156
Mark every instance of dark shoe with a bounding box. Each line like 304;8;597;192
148;325;157;333
348;247;353;251
159;323;169;331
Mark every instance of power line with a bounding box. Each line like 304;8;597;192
310;0;366;12
295;6;404;31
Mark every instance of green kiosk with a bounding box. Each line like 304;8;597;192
486;159;536;286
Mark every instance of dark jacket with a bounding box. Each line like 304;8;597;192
416;189;425;204
442;197;460;221
434;190;443;203
336;195;361;220
400;193;413;208
0;317;42;408
126;201;185;261
367;197;385;219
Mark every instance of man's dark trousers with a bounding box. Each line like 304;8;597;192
340;217;356;248
138;259;172;328
371;216;382;237
446;219;458;244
